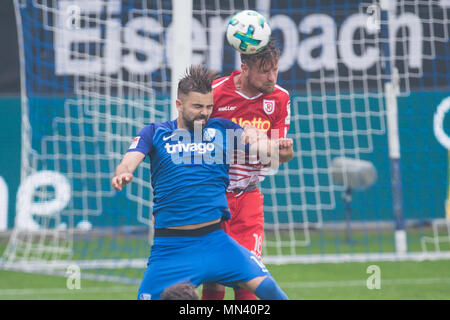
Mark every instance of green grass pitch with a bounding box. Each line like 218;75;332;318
1;260;449;300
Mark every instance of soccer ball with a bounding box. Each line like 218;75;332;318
226;10;271;55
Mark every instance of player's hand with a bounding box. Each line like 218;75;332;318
112;173;133;191
241;124;268;145
277;138;294;163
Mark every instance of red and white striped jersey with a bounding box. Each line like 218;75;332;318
212;70;291;191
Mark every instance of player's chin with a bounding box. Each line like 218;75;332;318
194;118;208;127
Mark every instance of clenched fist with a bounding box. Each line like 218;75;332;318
112;173;133;191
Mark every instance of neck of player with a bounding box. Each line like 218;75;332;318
234;73;261;99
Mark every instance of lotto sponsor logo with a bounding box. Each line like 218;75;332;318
231;117;271;132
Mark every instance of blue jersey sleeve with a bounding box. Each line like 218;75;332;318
127;124;155;156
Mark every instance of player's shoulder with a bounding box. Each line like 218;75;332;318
213;71;241;91
208;117;241;130
138;120;176;136
212;75;231;90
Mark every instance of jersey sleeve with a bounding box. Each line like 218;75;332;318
271;96;291;139
127;124;155;156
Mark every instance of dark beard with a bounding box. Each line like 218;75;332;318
258;83;275;94
183;115;207;131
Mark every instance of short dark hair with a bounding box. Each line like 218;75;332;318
160;282;199;300
240;38;280;70
177;65;218;98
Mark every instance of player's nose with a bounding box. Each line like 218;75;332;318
199;107;209;117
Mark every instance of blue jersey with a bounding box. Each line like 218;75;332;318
127;118;247;228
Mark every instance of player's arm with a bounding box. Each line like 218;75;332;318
242;125;279;169
242;125;293;168
112;151;145;191
112;125;154;191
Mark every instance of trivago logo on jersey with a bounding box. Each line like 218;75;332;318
231;117;271;132
164;141;215;154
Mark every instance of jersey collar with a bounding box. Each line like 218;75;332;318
231;70;264;100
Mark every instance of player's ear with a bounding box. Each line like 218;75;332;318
241;63;248;73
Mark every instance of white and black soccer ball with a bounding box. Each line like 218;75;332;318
226;10;271;55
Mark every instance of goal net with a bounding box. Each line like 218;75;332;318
1;0;449;283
